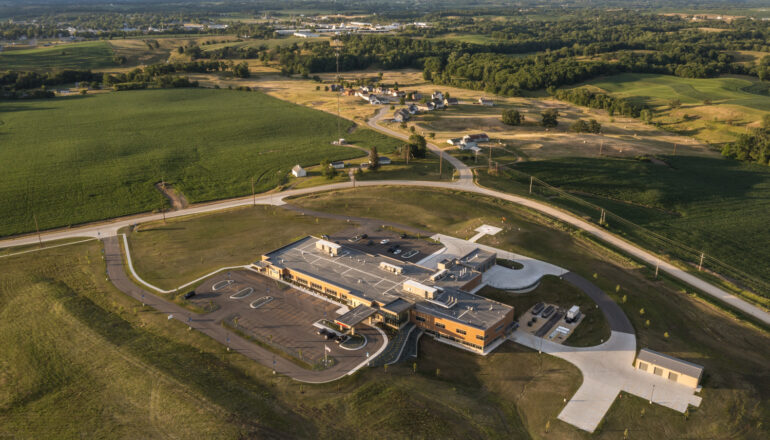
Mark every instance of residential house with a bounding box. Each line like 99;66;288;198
464;133;490;143
376;157;392;165
447;138;463;146
432;91;444;101
330;161;345;169
291;165;306;177
407;104;419;114
393;108;411;122
478;97;494;106
444;97;459;106
432;98;445;109
411;92;423;101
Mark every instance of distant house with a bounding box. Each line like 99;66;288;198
291;165;306;177
369;95;384;105
330;161;345;169
432;91;444;101
432;98;445;109
635;348;704;389
394;108;411;122
444;97;459;106
478;97;494;106
447;138;463;146
407;103;419;114
464;133;490;143
411;92;423;101
345;88;356;96
459;140;477;150
293;31;319;38
376;157;392;165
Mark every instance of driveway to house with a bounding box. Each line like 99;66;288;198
102;235;386;383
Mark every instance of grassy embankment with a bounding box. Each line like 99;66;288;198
0;88;400;238
477;155;770;301
573;73;770;143
0;41;116;71
0;239;580;439
289;186;770;439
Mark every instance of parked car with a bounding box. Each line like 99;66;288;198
321;234;329;240
317;328;327;336
532;302;545;315
366;240;374;246
361;234;368;239
400;233;407;239
394;249;402;255
325;332;335;340
542;305;555;318
380;239;390;244
183;291;196;299
387;247;395;253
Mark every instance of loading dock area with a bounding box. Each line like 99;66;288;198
517;303;585;344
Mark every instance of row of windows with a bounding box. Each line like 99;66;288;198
638;362;681;382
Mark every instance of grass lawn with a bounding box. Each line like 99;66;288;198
124;205;350;291
290;186;770;439
0;88;399;238
0;239;582;439
479;276;611;347
574;73;770;143
478;155;770;296
0;41;116;71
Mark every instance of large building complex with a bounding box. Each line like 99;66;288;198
252;236;515;353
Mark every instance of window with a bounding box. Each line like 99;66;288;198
638;361;648;371
435;322;445;329
310;283;322;290
653;367;664;376
476;335;485;341
415;316;426;322
495;324;504;332
668;372;679;382
297;278;308;285
456;329;467;335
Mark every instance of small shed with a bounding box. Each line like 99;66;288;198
291;165;306;177
635;348;704;388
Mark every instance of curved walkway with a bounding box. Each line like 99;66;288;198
103;235;387;383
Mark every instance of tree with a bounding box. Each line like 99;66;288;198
501;109;522;126
541;109;559;127
669;99;681;109
232;62;250;78
320;159;336;180
588;119;602;133
409;134;427;157
570;119;589;133
369;146;379;170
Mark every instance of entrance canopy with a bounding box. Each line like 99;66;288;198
335;305;377;329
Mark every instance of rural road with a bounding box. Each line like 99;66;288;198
1;107;767;327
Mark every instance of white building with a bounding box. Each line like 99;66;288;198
291;165;306;177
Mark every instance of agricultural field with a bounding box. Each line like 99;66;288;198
289;186;770;439
0;41;116;71
478;155;770;294
0;88;399;237
574;73;770;143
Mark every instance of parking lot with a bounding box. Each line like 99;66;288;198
517;303;585;344
189;270;382;369
327;226;442;263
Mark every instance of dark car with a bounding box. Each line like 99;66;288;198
542;305;555;318
325;332;335;340
183;291;196;299
400;233;407;239
321;234;329;240
361;233;368;239
387;247;395;253
532;302;545;315
316;328;327;336
393;244;400;249
366;240;374;246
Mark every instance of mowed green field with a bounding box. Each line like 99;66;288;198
0;88;399;237
0;41;116;71
481;156;770;289
577;73;770;142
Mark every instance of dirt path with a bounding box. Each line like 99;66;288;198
155;183;188;210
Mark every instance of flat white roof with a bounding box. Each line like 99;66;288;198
316;239;341;249
403;279;437;294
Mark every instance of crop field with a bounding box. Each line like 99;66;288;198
289;186;769;439
576;73;770;143
479;156;770;292
0;41;116;71
0;88;399;237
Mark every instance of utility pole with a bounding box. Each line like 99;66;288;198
599;140;603;156
488;144;492;169
529;176;533;194
655;261;659;278
159;193;166;224
673;143;677;155
439;150;443;178
600;209;606;224
251;177;255;206
698;253;705;271
33;213;43;247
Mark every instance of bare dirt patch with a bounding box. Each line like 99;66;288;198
155;182;188;210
